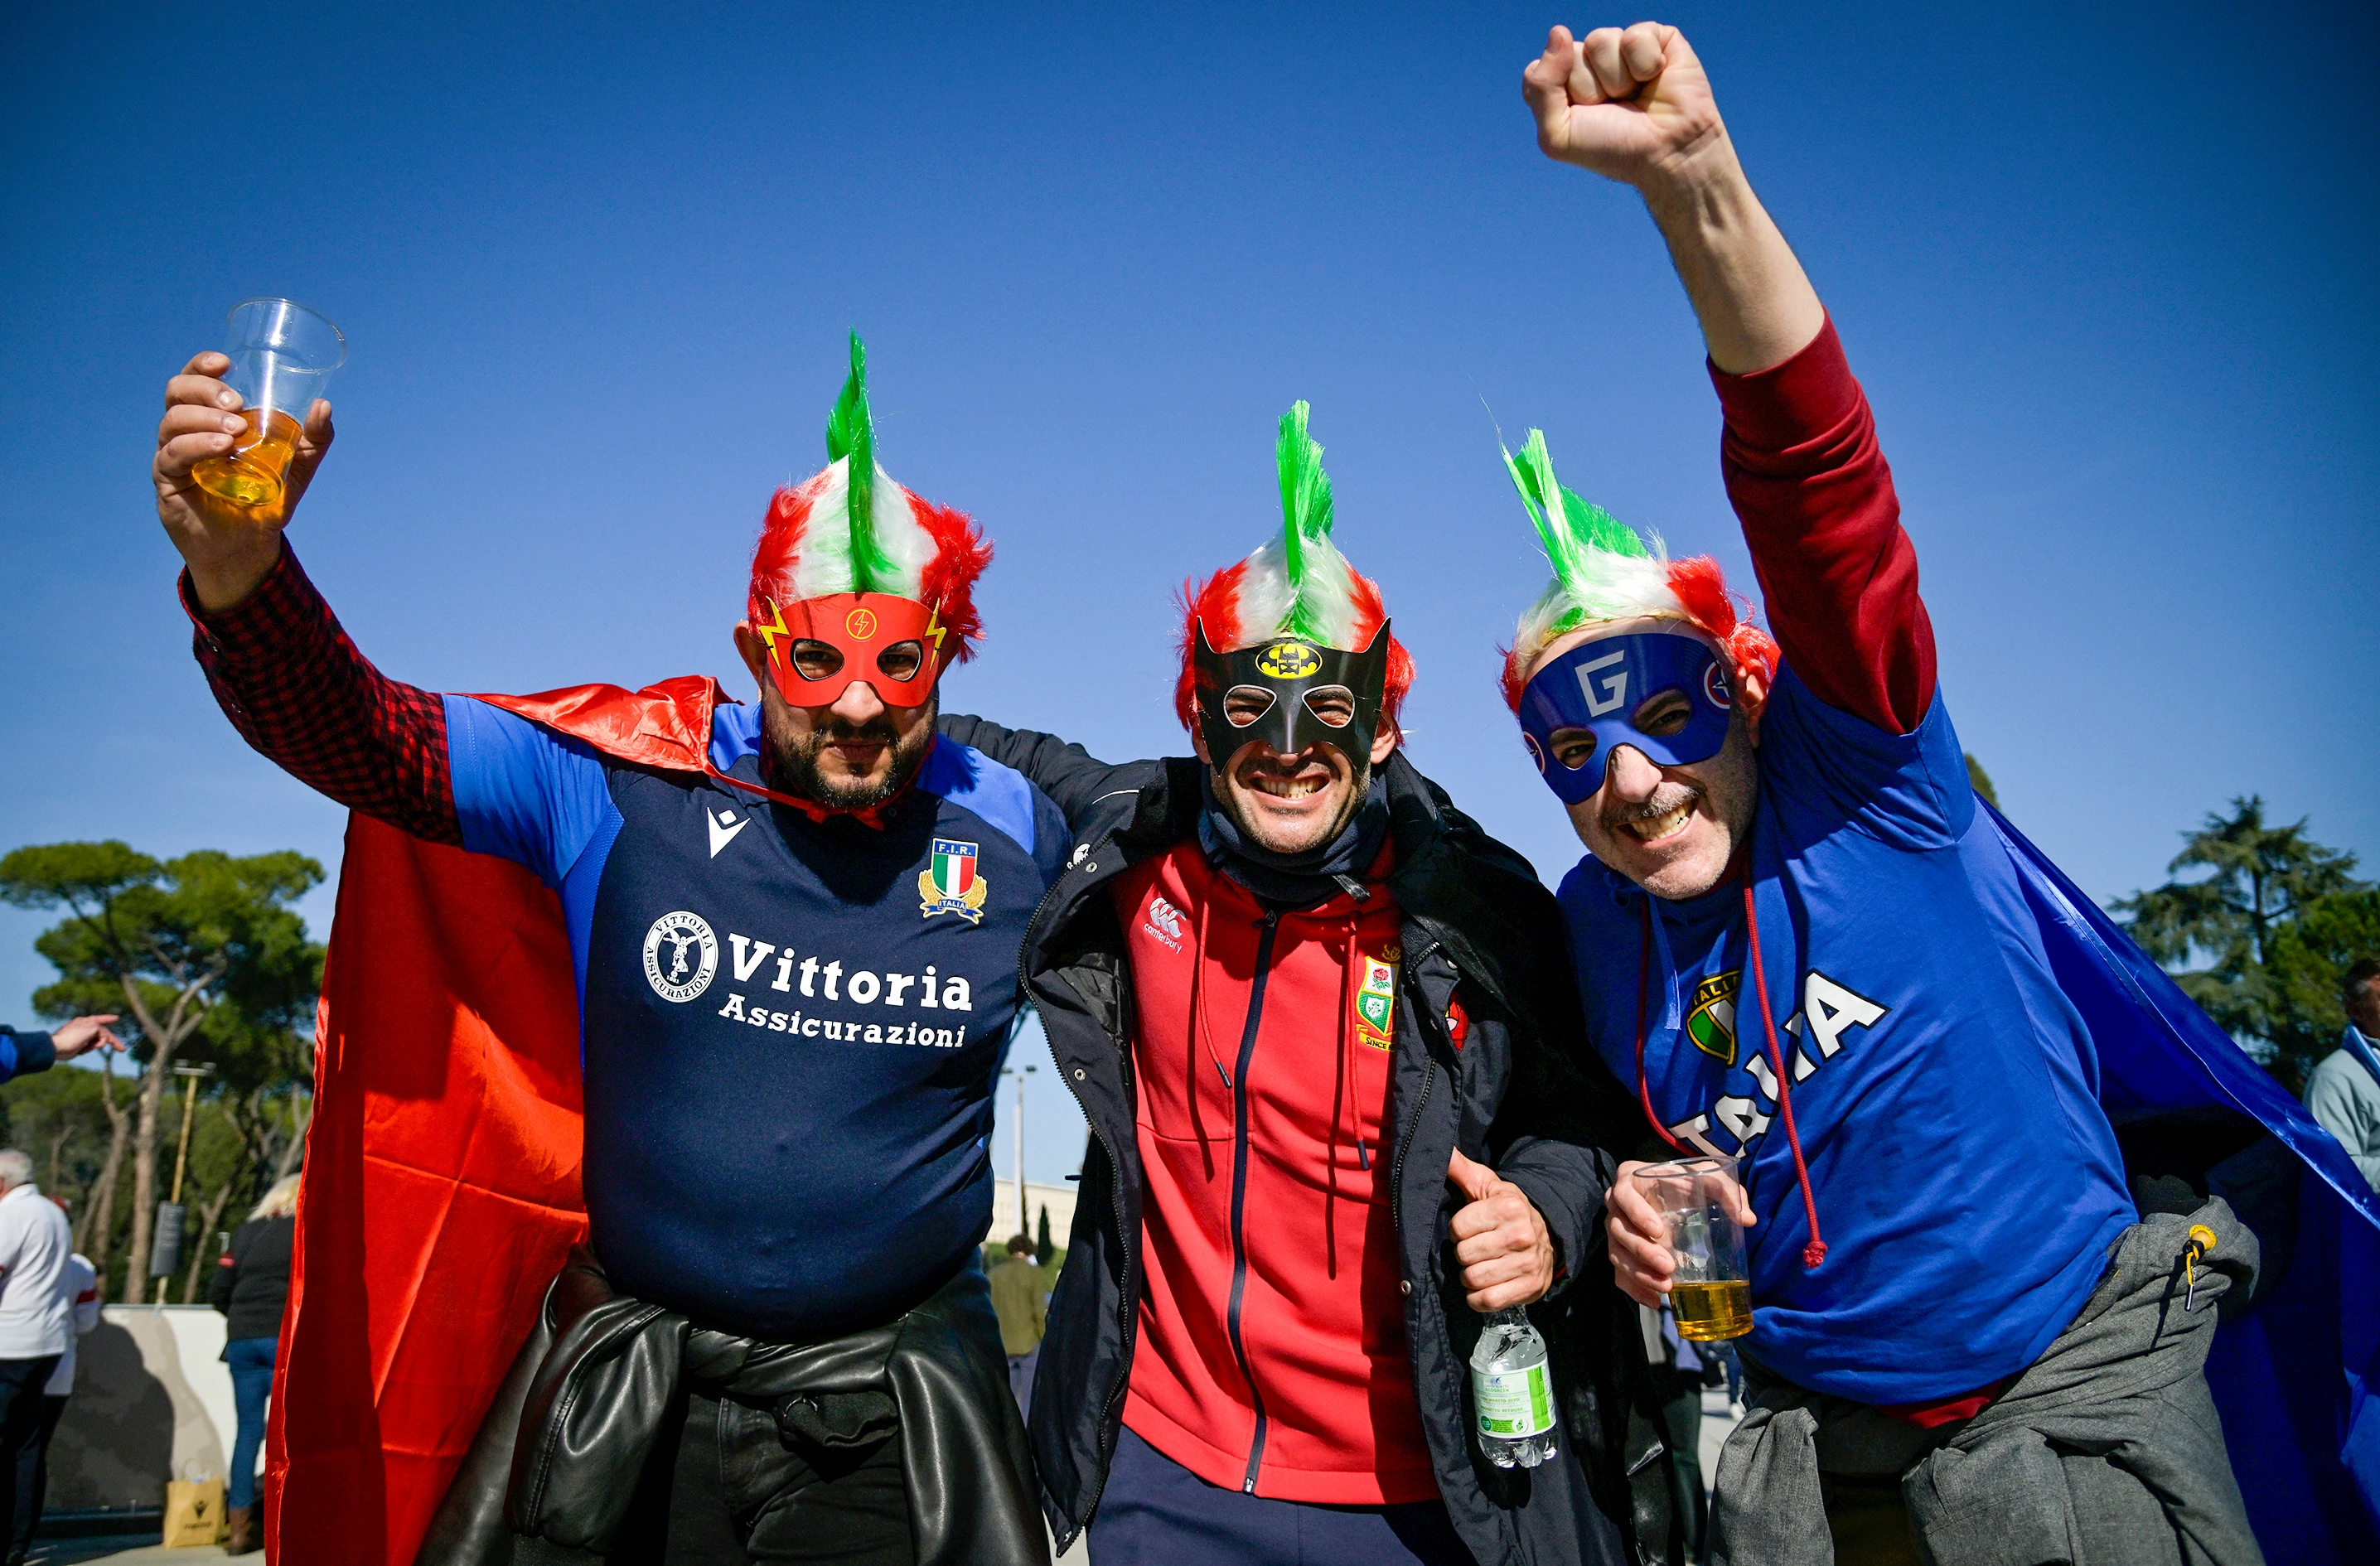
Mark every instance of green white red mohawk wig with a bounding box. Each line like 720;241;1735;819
1174;401;1413;732
1498;428;1776;708
747;332;993;655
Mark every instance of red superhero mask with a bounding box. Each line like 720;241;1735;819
752;593;951;709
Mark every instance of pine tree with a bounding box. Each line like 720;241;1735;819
2118;797;2368;1093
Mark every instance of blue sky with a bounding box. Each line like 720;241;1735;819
4;2;2374;1183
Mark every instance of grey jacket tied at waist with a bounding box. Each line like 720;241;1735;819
1710;1199;2264;1566
419;1247;1048;1566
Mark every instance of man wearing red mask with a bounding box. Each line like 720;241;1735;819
152;335;1063;1564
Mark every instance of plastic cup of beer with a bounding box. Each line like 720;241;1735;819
1634;1156;1753;1341
189;298;346;510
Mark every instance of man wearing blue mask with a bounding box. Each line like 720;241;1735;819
1500;20;2302;1565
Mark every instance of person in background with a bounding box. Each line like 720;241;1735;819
2302;958;2380;1190
989;1235;1047;1415
0;1153;70;1553
210;1174;298;1557
1637;1301;1710;1564
0;1017;123;1083
9;1240;97;1566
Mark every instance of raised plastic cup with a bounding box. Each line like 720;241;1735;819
1634;1155;1753;1341
190;298;346;510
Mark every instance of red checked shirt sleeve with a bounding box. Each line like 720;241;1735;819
181;545;463;845
1709;318;1935;734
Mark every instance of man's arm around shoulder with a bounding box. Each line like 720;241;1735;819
937;713;1146;830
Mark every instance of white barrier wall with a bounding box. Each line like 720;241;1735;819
986;1179;1076;1249
49;1305;248;1513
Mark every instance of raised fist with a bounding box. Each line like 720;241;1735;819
1521;22;1725;188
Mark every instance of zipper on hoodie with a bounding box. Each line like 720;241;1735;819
1226;908;1282;1494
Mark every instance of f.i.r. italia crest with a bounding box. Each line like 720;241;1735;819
919;839;989;924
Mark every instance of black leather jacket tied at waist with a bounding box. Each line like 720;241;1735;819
418;1247;1047;1566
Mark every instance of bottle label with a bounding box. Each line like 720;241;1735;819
1473;1362;1555;1438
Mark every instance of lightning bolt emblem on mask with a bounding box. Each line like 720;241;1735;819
922;604;946;655
753;599;794;660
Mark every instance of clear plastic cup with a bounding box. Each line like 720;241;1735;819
190;297;346;509
1634;1155;1753;1341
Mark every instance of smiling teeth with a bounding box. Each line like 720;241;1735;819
1623;800;1695;842
1253;776;1323;800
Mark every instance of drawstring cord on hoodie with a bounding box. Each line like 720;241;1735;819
1634;882;1828;1270
1323;908;1371;1277
1185;879;1377;1278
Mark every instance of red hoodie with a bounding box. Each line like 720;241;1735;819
1109;838;1439;1505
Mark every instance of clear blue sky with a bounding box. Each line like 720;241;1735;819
5;2;2374;1183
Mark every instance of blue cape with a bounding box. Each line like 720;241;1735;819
1992;801;2380;1560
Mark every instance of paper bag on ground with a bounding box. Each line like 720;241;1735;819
163;1477;227;1547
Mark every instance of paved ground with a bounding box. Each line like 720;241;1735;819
57;1394;1739;1562
25;1542;215;1564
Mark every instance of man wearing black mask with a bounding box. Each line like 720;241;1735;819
942;403;1646;1566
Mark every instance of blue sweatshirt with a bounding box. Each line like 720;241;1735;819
444;695;1069;1340
1557;668;2136;1403
0;1029;57;1083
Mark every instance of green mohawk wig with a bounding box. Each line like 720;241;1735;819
1497;427;1774;708
747;331;996;655
1173;399;1409;729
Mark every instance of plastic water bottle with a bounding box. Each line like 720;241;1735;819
1470;1307;1556;1468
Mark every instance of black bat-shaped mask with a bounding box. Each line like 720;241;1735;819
1192;620;1391;772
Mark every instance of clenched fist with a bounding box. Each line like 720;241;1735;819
1521;22;1725;189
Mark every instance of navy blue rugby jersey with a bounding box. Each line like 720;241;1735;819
442;694;1069;1341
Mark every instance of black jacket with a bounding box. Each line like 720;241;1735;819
210;1215;294;1342
940;717;1680;1566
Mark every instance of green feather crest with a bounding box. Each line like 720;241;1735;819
824;331;898;594
1502;429;1646;631
1275;400;1336;640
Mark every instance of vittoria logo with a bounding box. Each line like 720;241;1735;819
918;839;989;924
642;911;719;1003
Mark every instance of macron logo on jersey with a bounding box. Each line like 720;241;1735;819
707;807;751;858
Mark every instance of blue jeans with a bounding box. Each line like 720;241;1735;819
226;1336;278;1511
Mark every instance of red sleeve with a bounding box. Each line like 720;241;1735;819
1708;318;1934;734
182;546;463;845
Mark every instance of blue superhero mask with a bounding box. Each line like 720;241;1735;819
1517;630;1735;804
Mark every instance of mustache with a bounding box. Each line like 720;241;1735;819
806;718;900;747
1601;779;1703;831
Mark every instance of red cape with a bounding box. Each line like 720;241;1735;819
264;678;728;1564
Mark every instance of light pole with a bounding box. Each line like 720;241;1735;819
1001;1063;1036;1238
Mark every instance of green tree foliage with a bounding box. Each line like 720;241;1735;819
2266;891;2380;1066
0;841;322;1300
2118;797;2370;1094
1964;754;1999;810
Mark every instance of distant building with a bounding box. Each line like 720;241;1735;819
987;1180;1076;1250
